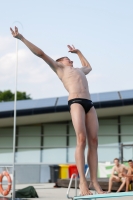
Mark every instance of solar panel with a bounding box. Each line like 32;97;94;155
0;101;14;112
90;93;99;102
120;90;133;99
0;97;57;112
57;96;68;106
98;91;120;102
16;97;57;110
0;89;132;113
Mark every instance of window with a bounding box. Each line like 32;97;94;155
16;126;41;163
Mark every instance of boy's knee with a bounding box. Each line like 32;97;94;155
77;134;86;148
109;176;114;181
89;135;98;147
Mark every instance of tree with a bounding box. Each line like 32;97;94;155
0;90;31;102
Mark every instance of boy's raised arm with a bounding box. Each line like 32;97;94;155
10;26;61;73
67;45;92;75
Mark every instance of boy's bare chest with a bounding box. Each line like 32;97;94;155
63;68;85;81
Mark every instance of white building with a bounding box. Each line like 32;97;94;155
0;89;133;183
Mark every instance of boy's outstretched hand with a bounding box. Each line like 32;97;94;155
10;26;22;40
67;45;79;54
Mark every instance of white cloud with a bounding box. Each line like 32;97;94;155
0;36;15;54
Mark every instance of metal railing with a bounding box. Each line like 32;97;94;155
67;168;90;200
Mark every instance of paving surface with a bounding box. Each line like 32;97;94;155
0;183;133;200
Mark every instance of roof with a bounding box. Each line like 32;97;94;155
0;89;133;118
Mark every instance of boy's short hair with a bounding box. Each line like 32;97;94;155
114;158;119;162
56;57;68;62
128;160;133;163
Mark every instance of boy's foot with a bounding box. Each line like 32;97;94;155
79;180;93;196
89;181;106;194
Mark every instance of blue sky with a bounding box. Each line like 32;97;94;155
0;0;133;99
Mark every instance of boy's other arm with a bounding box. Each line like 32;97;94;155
67;45;92;75
110;166;115;176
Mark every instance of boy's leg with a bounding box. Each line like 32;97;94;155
85;107;104;193
108;175;121;192
126;178;130;191
117;178;126;192
70;103;92;195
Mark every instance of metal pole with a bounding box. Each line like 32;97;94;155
12;39;18;200
75;175;77;196
121;143;123;163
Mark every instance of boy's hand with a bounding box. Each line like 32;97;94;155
67;45;80;54
10;26;23;40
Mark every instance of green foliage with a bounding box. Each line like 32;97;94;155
0;90;31;102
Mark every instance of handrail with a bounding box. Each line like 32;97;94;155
85;167;89;177
0;166;13;174
67;173;78;200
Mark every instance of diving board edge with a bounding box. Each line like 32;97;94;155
73;191;133;199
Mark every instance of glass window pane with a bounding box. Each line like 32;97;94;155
42;148;66;163
122;145;133;161
121;136;133;144
99;136;118;145
0;128;13;136
99;119;118;125
98;136;119;162
18;137;40;147
98;146;119;162
18;126;41;147
16;149;40;163
43;124;66;147
121;116;133;125
0;137;13;148
68;123;76;163
69;123;75;135
0;149;13;163
44;124;66;135
99;119;118;135
69;136;76;147
44;136;66;147
68;147;75;163
121;116;133;136
19;126;41;136
0;128;13;148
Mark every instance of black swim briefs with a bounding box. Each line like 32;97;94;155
68;98;94;114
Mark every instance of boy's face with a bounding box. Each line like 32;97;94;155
61;57;73;67
114;159;119;166
128;161;133;167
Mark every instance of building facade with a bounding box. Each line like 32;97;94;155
0;89;133;165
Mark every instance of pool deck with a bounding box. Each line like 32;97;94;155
0;183;133;200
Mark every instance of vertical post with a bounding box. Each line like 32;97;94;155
118;116;121;161
75;174;77;196
66;121;69;163
121;143;123;163
40;124;44;162
12;39;18;200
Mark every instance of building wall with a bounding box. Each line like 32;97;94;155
0;115;133;164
